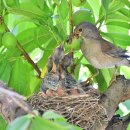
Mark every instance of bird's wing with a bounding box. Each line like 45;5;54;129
100;39;127;58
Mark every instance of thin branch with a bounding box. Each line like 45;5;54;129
1;16;41;77
68;0;73;34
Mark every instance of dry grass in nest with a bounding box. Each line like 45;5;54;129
28;92;108;130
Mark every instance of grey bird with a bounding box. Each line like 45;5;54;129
73;22;130;85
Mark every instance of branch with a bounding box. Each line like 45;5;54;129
1;16;41;77
0;81;34;123
100;76;130;121
106;114;130;130
68;0;73;34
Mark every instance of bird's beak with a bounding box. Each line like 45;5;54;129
73;33;79;39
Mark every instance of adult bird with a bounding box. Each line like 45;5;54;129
73;22;130;85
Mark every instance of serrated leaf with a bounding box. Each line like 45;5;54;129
58;0;69;19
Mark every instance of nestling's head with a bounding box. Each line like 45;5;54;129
53;43;64;63
74;22;100;39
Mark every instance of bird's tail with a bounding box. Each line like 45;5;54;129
120;52;130;61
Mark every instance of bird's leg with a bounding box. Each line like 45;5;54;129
109;67;118;86
51;62;57;73
81;69;99;86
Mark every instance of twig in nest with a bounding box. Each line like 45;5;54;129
28;93;108;130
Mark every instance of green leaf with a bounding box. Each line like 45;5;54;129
8;2;48;19
106;20;130;29
96;70;108;92
43;110;67;122
98;5;106;24
0;59;11;84
38;38;58;69
101;0;109;11
108;0;125;14
107;13;130;22
120;66;130;79
101;32;130;47
7;115;31;130
0;116;7;130
87;0;101;20
122;0;130;8
31;116;68;130
58;0;69;19
74;64;81;80
118;8;130;20
9;58;32;96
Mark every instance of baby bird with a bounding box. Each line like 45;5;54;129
47;56;53;72
61;52;84;94
51;43;64;73
41;72;63;96
40;43;64;96
61;52;73;71
73;22;130;85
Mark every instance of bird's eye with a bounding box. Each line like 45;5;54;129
79;28;82;32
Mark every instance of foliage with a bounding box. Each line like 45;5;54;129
0;0;130;130
7;110;81;130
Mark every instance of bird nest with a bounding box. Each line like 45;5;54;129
28;91;108;130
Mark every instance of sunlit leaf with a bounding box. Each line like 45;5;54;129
102;0;109;11
9;58;32;96
58;0;69;19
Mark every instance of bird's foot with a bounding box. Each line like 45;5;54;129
81;77;93;86
109;74;117;86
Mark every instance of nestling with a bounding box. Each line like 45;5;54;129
51;43;64;73
73;22;130;84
